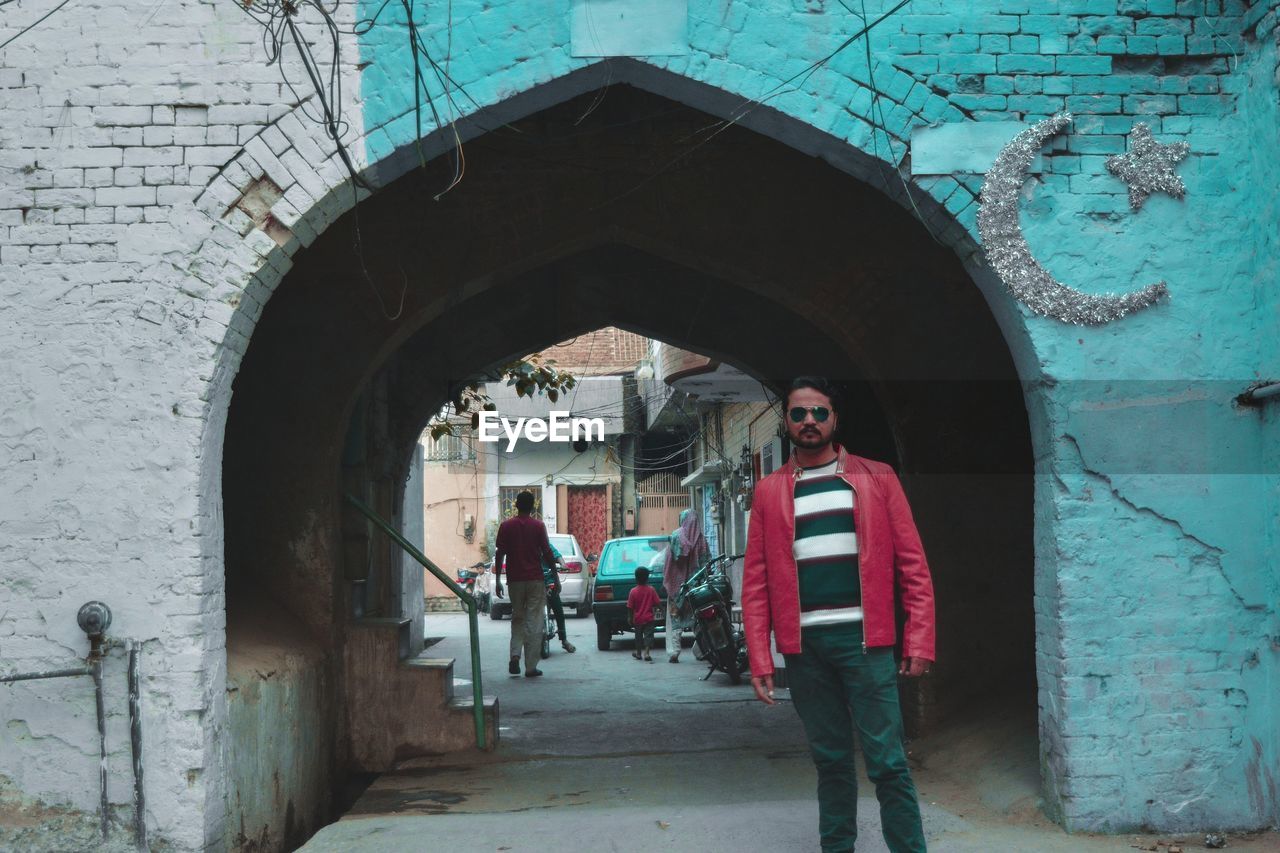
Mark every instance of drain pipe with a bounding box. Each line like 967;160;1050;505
126;639;147;851
76;601;113;842
89;655;108;840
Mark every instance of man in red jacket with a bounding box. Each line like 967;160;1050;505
743;377;935;853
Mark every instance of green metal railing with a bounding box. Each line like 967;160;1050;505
344;494;486;750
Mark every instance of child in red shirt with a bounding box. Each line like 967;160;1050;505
626;567;661;662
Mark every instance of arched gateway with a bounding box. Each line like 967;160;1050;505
212;72;1041;849
1;2;1276;850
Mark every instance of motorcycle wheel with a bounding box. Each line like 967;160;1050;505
693;628;714;662
722;647;742;685
541;635;551;659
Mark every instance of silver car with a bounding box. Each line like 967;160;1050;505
486;531;596;619
548;533;595;616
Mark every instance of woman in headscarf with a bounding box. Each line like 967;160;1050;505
663;508;709;663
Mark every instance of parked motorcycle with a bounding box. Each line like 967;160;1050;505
456;560;486;602
675;553;748;684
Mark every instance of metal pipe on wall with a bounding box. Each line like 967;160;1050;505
90;656;109;841
0;668;91;683
0;603;141;844
127;640;147;850
1238;381;1280;405
1;664;107;838
1249;382;1280;402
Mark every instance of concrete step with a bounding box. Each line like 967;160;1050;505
350;616;414;660
345;623;499;770
401;655;454;689
444;693;500;752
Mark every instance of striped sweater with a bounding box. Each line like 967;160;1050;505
793;458;862;628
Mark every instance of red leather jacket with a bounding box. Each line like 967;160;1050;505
741;446;935;677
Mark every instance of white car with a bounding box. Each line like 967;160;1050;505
548;533;595;616
487;532;596;619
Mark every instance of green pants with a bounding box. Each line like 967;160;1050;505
785;623;926;853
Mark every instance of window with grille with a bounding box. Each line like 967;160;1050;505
500;486;543;519
424;431;475;462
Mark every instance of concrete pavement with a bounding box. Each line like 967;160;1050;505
301;613;1277;852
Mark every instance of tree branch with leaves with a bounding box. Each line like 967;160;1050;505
430;355;577;440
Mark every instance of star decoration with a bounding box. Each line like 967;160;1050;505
1106;123;1190;211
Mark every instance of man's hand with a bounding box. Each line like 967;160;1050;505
494;581;504;598
898;657;931;678
751;674;776;705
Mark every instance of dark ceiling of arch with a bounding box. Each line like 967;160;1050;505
229;83;1027;507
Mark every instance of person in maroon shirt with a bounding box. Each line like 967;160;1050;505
626;568;661;663
493;490;558;677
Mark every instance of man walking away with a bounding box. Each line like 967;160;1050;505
494;490;557;678
742;377;935;852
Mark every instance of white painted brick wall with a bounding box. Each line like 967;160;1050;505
0;0;365;848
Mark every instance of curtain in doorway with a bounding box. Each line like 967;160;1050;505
567;485;608;560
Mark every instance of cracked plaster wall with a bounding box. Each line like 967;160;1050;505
2;0;1278;846
1025;29;1280;827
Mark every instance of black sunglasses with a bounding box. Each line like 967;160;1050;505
788;405;831;423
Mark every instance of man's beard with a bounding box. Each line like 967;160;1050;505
791;429;829;449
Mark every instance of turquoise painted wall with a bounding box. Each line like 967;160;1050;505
353;0;1280;832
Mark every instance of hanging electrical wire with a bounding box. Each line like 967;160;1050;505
838;0;943;244
0;0;74;52
589;0;914;214
237;0;364;188
232;0;489;317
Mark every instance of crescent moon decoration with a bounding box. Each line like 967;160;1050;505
977;112;1169;326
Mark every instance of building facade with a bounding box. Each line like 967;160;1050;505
1;1;1277;849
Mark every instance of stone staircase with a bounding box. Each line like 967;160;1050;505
344;617;498;771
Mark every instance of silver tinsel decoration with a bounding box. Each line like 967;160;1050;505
1106;122;1190;210
977;113;1168;326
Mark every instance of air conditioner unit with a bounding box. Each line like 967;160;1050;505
760;436;785;476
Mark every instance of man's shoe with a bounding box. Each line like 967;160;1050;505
561;640;576;653
644;654;653;662
524;669;543;678
509;656;520;675
668;654;679;663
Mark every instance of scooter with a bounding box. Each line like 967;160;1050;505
456;560;486;597
675;554;748;685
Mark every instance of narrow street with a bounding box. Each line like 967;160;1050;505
300;614;1275;852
